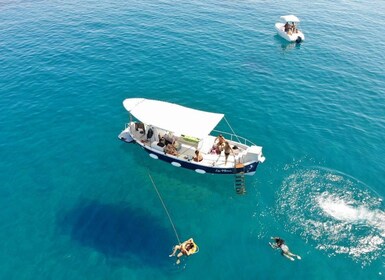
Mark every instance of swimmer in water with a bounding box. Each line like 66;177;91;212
269;237;301;261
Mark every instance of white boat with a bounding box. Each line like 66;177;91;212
275;15;305;43
118;98;265;175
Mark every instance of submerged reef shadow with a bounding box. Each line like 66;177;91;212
57;199;174;267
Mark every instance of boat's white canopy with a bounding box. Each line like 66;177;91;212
280;15;300;23
123;98;224;139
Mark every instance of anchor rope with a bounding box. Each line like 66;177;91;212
223;116;241;166
148;172;182;245
223;116;241;143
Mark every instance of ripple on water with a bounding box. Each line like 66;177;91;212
276;167;384;266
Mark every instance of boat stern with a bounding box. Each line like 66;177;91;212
244;145;265;163
118;127;134;143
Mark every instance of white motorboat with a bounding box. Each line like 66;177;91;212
118;98;265;175
275;15;305;43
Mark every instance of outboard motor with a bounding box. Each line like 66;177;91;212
295;36;302;44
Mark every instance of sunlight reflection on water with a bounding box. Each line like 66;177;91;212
276;167;384;266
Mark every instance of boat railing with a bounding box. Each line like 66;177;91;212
212;129;257;147
123;124;257;147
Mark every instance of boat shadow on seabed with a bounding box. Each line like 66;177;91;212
56;199;174;267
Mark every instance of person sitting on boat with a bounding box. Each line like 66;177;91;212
134;122;146;135
169;238;197;264
193;150;203;162
164;143;178;156
223;141;233;165
214;134;225;154
163;132;176;145
269;237;301;261
157;134;166;147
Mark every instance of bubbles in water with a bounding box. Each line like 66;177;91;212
276;167;384;266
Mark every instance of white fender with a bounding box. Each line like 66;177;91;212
149;153;158;159
171;162;181;167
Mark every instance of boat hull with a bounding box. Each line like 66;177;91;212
139;143;259;175
118;113;265;176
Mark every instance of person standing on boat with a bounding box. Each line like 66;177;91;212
284;22;290;32
223;141;233;165
291;22;297;33
214;134;225;154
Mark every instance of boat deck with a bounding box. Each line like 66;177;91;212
129;124;247;168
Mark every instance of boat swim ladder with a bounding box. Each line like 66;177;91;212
234;163;246;195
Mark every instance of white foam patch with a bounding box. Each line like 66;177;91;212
276;168;385;266
317;194;385;237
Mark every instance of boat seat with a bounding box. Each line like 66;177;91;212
178;143;195;155
198;135;216;154
150;141;165;152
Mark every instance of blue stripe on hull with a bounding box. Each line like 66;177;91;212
141;146;258;175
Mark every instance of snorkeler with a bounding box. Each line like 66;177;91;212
269;237;301;261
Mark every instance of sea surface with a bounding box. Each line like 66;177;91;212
0;0;384;279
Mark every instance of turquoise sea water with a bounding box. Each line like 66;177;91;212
1;0;384;279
